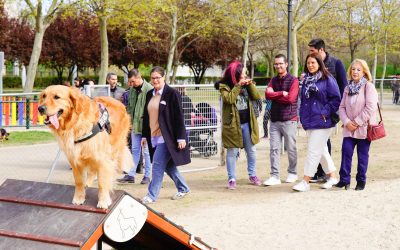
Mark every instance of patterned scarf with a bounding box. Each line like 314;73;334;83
348;76;367;96
303;71;322;99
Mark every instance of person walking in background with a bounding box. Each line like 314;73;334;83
336;59;378;191
391;76;400;104
262;99;272;138
215;61;262;190
263;54;299;186
106;72;125;100
292;54;341;192
308;38;348;183
117;69;153;185
177;87;196;127
141;66;190;204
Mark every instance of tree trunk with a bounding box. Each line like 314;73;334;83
372;42;378;83
122;65;129;84
290;29;298;77
242;31;250;68
23;20;47;93
248;52;254;78
166;10;178;83
379;31;388;107
98;16;109;85
171;61;179;84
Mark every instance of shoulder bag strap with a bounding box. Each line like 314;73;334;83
377;102;383;122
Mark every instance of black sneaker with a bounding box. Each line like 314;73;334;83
117;175;135;184
309;174;319;183
140;176;151;185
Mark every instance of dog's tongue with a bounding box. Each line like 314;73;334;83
49;114;59;129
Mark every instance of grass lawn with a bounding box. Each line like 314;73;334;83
0;130;55;147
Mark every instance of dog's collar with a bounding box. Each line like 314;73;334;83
74;103;111;144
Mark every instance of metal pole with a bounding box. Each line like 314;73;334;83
287;0;293;73
46;148;62;183
0;51;4;94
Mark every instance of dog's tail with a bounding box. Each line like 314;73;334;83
118;147;133;174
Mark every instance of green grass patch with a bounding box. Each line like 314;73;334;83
0;130;56;147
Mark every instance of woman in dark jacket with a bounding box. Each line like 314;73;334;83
215;61;262;190
292;54;341;192
141;66;190;203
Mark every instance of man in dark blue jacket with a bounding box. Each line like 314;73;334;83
308;38;347;182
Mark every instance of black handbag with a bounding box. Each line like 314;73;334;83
331;112;340;124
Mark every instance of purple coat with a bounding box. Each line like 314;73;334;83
300;75;341;130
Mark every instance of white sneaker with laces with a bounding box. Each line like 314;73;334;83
263;176;281;186
292;180;310;192
142;196;154;204
171;191;190;200
285;173;298;183
321;177;338;189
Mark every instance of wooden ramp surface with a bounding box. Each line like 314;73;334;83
0;179;214;250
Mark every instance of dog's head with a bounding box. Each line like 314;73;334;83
0;128;9;141
38;85;85;130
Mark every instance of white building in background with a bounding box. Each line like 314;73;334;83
175;65;223;78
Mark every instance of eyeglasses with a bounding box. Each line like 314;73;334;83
151;76;163;80
274;63;285;66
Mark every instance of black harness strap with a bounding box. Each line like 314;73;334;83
74;103;111;144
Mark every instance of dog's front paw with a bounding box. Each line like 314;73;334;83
72;194;85;205
97;196;112;209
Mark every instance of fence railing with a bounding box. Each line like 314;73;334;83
1;78;394;129
0;92;45;129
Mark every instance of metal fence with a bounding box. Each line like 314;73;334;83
0;92;45;129
0;80;395;184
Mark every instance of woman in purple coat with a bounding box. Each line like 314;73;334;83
292;54;341;192
336;59;378;190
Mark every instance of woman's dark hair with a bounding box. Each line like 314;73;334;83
150;66;165;77
304;54;331;79
214;61;243;89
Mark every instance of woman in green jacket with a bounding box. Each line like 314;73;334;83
215;61;262;190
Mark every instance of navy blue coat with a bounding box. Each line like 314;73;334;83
142;84;191;166
300;75;341;130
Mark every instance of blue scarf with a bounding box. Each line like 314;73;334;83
348;76;367;96
303;71;322;99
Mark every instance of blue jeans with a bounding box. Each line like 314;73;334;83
128;133;152;178
226;123;257;180
147;143;190;201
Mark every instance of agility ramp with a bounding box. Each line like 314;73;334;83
0;179;214;250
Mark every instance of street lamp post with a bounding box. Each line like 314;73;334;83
287;0;293;73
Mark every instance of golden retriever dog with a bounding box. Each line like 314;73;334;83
38;85;132;209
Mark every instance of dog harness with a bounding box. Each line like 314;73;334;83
74;103;111;144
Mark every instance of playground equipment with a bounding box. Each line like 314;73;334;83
0;179;214;250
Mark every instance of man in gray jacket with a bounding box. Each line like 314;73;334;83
106;72;125;100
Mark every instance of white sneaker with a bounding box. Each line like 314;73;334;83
263;176;281;186
292;180;310;192
142;196;154;204
171;191;190;200
285;173;298;183
321;177;338;189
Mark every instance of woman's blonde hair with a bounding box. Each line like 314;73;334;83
347;59;373;82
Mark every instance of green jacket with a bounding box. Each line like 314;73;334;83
219;82;261;148
127;80;153;134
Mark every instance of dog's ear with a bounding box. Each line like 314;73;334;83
69;88;84;113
